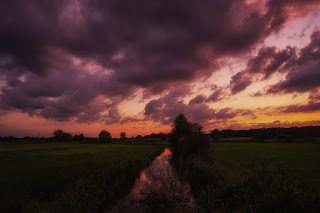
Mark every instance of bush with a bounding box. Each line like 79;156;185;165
170;114;205;164
140;170;195;212
179;135;210;158
99;130;112;143
53;130;72;141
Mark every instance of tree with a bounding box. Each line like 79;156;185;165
62;132;72;140
53;130;72;141
53;130;63;139
74;134;85;141
120;132;126;140
210;129;220;138
170;114;208;160
171;114;203;150
136;135;143;141
99;130;112;143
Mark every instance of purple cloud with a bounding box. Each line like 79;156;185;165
0;0;318;124
189;94;207;105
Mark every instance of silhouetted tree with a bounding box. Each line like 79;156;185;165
171;114;203;151
63;133;72;140
53;130;72;141
136;135;142;141
99;130;112;143
170;114;208;161
210;129;220;139
120;132;126;140
23;136;32;141
53;130;63;139
74;134;85;141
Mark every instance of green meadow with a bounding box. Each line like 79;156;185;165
173;139;320;212
1;139;319;212
212;142;320;190
0;141;166;212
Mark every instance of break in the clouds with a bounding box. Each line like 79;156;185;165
0;0;320;136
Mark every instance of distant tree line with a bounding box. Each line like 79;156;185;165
0;129;169;143
209;126;320;139
1;125;320;142
144;132;170;140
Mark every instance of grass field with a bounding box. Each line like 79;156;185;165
212;142;320;190
172;139;320;212
0;141;166;212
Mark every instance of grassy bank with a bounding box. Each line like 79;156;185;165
0;141;166;212
175;141;320;212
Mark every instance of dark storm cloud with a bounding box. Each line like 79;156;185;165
230;29;320;95
282;101;320;113
229;46;296;94
206;88;223;102
278;89;320;113
268;61;320;93
119;116;146;125
230;71;252;94
246;46;296;78
0;0;317;122
266;30;320;94
0;67;136;122
189;94;207;105
298;31;320;64
144;88;255;125
189;87;225;104
215;108;238;120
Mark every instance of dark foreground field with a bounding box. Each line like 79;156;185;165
1;139;320;212
212;142;320;191
0;141;166;212
174;140;320;212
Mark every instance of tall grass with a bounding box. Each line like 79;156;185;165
23;159;158;213
0;142;165;212
139;169;195;212
172;138;320;212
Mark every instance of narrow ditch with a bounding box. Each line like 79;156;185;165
107;148;195;212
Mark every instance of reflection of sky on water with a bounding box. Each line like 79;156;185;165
108;148;194;212
130;148;172;200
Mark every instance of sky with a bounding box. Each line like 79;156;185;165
0;0;320;138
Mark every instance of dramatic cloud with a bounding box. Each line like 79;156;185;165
246;46;296;78
283;101;320;113
144;87;216;125
282;91;320;113
230;29;320;95
144;88;256;125
206;88;223;102
237;120;320;129
267;30;320;94
229;46;296;94
0;0;319;136
1;0;313;122
268;61;320;93
230;71;252;94
189;94;207;105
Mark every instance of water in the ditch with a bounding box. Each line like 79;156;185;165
107;148;195;213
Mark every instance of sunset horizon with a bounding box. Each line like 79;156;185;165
1;0;320;137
